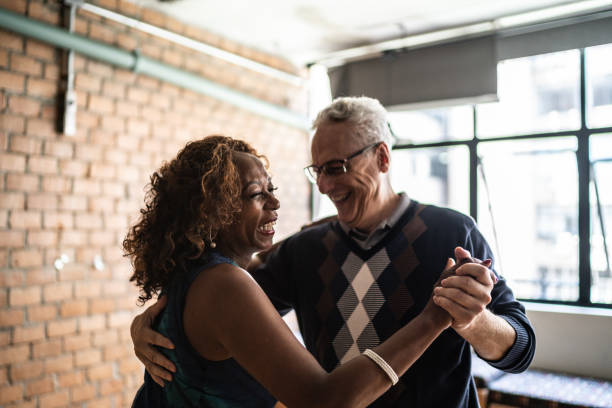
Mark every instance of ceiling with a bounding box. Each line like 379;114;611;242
132;0;602;67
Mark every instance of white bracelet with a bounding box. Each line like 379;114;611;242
363;349;399;385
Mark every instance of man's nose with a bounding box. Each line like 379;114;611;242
316;173;333;195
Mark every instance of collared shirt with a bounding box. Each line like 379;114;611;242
338;192;411;250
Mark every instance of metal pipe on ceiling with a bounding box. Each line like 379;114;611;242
0;7;309;130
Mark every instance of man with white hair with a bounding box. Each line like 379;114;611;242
132;96;535;407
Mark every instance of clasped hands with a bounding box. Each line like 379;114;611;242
427;247;498;332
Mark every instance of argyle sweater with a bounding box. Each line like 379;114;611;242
254;200;535;408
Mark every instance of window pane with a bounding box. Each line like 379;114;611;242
477;50;580;138
590;134;612;305
388;105;473;144
477;137;578;301
391;146;469;214
586;43;612;129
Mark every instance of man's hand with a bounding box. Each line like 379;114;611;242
432;247;497;332
131;295;176;386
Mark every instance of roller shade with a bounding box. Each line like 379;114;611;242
497;12;612;61
328;36;498;108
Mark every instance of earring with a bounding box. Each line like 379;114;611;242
210;241;216;248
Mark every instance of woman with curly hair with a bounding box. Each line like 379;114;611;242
126;135;453;408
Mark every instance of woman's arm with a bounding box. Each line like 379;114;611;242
184;261;452;408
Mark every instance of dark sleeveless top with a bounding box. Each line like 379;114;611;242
132;252;277;408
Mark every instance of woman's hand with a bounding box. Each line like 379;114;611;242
130;295;176;386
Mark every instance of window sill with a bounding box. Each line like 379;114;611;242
523;301;612;317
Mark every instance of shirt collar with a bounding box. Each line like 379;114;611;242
339;193;411;242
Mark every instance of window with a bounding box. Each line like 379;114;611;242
390;45;612;308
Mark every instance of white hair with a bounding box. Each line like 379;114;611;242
312;96;393;148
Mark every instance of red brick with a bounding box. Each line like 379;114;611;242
11;249;43;268
104;80;126;99
60;299;88;318
72;383;96;402
57;264;84;281
74;72;101;92
115;100;139;117
90;298;114;314
27;193;58;210
88;94;115;114
87;362;113;381
9;135;43;154
25;376;54;397
47;319;77;338
0;114;26;133
0;209;6;228
118;354;141;374
41;176;71;193
89;230;115;246
117;32;138;50
45;64;60;80
28;304;57;322
39;390;69;408
6;173;39;193
13;324;45;343
33;338;61;359
59;159;88;177
75;144;102;161
10;360;43;381
26;269;56;286
102;181;125;198
73;179;101;196
100;115;125;133
9;95;41;116
0;270;23;287
76;110;99;129
0;153;26;171
27;156;58;174
0;192;25;209
100;378;123;396
9;286;40;306
0;0;27;12
0;384;22;405
0;344;30;364
28;2;61;25
127;87;150;104
0;71;25;92
75;349;102;368
0;48;6;68
27;78;57;99
74;213;103;229
26;39;55;61
59;229;87;245
9;211;42;229
0;309;24;327
43;212;73;229
26;118;56;138
89;162;116;180
0;29;23;51
43;282;72;303
0;230;25;247
57;370;83;387
27;230;58;246
63;332;90;351
78;315;105;332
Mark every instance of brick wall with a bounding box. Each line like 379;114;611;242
0;0;311;406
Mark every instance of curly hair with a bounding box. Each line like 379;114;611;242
123;135;266;305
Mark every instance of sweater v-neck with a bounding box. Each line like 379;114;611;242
331;199;419;259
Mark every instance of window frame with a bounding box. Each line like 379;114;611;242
392;48;612;309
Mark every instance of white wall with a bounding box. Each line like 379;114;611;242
525;303;612;380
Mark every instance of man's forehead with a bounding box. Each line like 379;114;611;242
311;122;359;160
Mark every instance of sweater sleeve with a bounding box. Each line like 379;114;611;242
464;220;537;373
251;235;297;314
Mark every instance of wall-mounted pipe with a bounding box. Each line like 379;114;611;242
0;7;309;130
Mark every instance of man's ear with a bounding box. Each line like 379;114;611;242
377;142;391;173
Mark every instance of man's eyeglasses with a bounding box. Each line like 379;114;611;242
304;142;382;184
